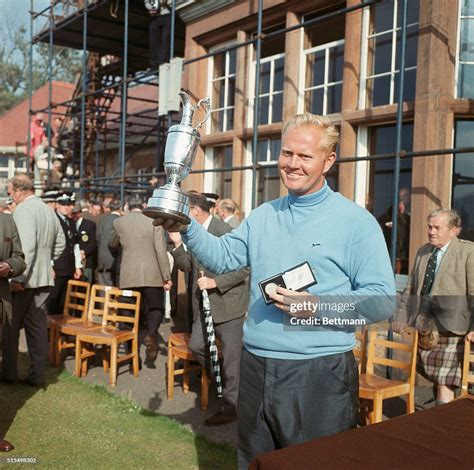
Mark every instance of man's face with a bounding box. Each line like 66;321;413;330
57;203;73;218
90;204;102;217
427;214;457;248
7;183;22;204
278;126;336;196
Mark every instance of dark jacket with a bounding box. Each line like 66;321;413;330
54;213;78;277
98;212;120;272
0;214;26;327
77;217;97;269
172;217;250;324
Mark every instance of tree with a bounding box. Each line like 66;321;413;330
0;22;82;115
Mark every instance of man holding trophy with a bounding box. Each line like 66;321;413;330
146;95;395;468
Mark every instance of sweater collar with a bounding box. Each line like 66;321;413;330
287;181;332;207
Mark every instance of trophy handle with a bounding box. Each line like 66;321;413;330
193;97;211;130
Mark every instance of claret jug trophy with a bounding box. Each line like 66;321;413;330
143;91;210;224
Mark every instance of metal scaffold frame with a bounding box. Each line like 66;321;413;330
28;0;473;274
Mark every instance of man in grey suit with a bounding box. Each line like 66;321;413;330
109;194;171;362
96;199;122;286
0;213;26;452
216;198;240;229
3;175;65;387
169;192;250;426
395;208;473;404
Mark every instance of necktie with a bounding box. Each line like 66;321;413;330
420;248;440;296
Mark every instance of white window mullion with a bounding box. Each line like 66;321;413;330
390;0;399;103
455;0;463;98
269;59;275;124
323;48;330;114
223;52;229;131
359;6;370;109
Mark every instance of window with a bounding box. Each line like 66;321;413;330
367;123;414;273
256;137;281;205
363;0;420;107
251;25;285;126
302;5;345;115
204;145;233;199
457;0;474;98
453;121;474;240
253;54;284;125
209;46;236;132
303;40;344;115
0;155;27;197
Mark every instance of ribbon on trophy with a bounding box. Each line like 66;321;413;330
200;272;223;399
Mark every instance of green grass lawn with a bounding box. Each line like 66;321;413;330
0;360;236;469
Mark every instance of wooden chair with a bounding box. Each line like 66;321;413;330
354;326;368;373
359;326;418;424
75;288;141;387
167;333;209;411
54;284;112;367
461;337;474;397
47;280;91;364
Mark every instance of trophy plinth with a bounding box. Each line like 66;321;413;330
143;92;210;224
143;184;191;224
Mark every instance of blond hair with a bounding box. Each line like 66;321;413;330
282;113;339;154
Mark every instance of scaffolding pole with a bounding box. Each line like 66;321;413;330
119;0;130;204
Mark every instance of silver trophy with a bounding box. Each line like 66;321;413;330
143;91;210;224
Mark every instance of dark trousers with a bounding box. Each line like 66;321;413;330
189;314;244;413
3;287;51;384
131;287;164;338
237;348;359;469
96;270;114;287
47;275;70;315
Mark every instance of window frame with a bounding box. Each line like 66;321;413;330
248;52;285;127
360;0;419;108
207;42;237;133
301;38;345;116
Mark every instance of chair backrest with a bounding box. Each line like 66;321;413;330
354;327;368;373
86;284;114;323
461;338;474;397
63;280;91;320
102;288;141;333
366;326;418;386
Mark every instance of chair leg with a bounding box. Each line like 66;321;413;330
200;367;209;411
132;338;139;378
406;389;415;414
74;337;82;377
110;342;118;387
81;346;88;377
102;346;109;373
56;330;63;368
167;348;175;401
183;360;190;394
369;395;383;424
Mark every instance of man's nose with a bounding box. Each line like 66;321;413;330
287;155;300;168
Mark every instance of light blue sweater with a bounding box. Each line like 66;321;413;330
183;182;396;359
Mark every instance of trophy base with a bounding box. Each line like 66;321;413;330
142;206;191;225
143;184;191;225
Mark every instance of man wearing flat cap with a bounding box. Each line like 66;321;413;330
48;191;82;315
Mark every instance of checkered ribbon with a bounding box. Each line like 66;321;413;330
201;288;223;399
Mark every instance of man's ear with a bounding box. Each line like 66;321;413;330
323;152;337;174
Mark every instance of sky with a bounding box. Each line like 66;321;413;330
0;0;50;33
